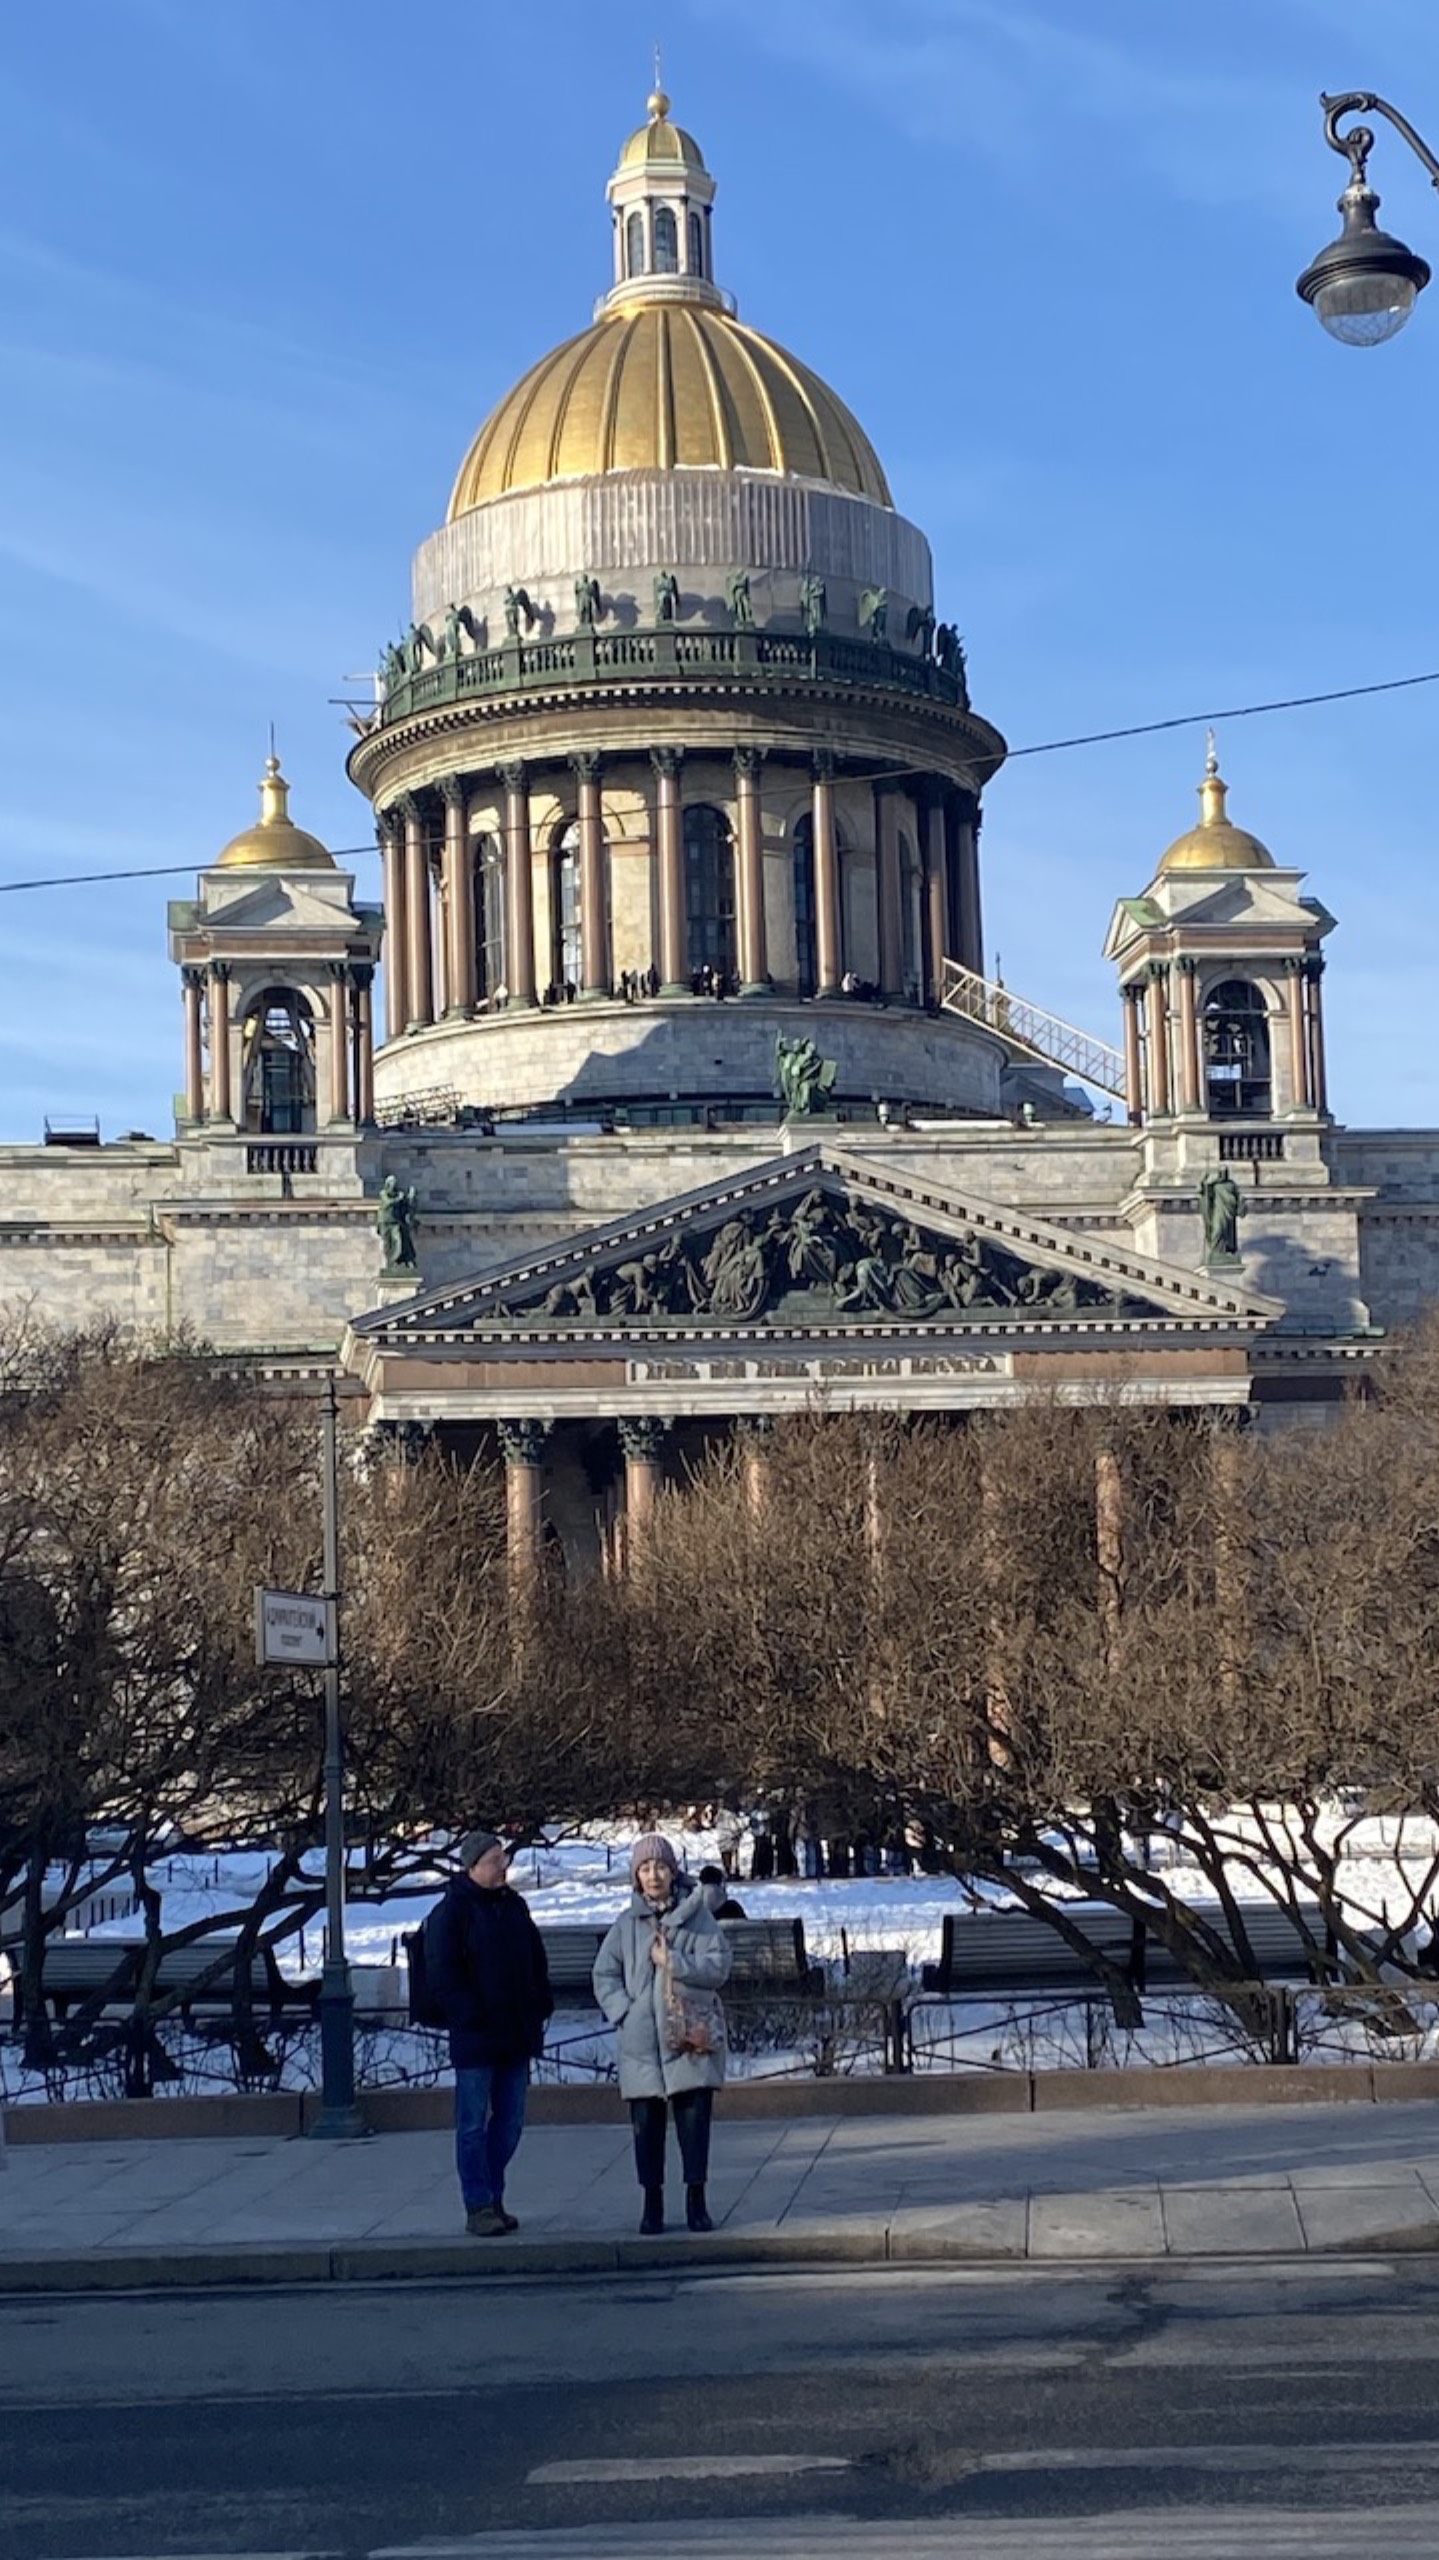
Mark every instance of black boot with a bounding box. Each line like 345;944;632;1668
686;2182;713;2234
639;2185;665;2235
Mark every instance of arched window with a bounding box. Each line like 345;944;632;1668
473;834;506;1002
653;205;679;274
1203;977;1271;1117
687;208;705;276
626;208;644;278
550;821;582;993
684;804;736;981
240;988;315;1134
792;814;817;997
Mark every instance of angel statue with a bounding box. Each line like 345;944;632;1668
800;572;827;638
375;1174;419;1273
775;1031;838;1119
503;586;537;639
726;569;755;629
858;586;888;643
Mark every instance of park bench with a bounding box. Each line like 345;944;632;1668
12;1937;305;2028
719;1916;822;1992
1139;1898;1336;1988
920;1906;1143;1999
537;1924;609;2002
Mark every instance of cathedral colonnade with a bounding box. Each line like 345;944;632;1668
375;750;984;1034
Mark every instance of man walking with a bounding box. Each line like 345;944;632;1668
426;1829;552;2237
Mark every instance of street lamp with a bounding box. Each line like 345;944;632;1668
1297;92;1436;345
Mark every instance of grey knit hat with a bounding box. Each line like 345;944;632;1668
458;1829;505;1870
630;1832;680;1881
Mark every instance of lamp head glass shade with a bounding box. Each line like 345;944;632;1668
1297;177;1431;345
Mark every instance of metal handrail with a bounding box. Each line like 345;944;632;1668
940;959;1126;1097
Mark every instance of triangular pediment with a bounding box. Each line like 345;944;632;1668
354;1142;1280;1347
199;869;362;934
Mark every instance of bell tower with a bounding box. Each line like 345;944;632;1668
168;758;384;1144
1104;742;1365;1323
1104;738;1335;1134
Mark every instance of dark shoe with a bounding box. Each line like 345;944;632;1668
639;2186;665;2236
686;2183;714;2234
465;2204;509;2237
495;2205;519;2232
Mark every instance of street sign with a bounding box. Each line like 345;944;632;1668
254;1588;336;1668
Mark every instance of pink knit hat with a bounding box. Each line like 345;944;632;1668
630;1832;680;1881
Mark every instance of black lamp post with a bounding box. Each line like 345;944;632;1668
1297;92;1436;345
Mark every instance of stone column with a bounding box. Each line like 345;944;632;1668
1121;982;1145;1125
811;752;842;997
572;753;609;998
950;796;984;975
1286;957;1311;1111
501;762;537;1006
1145;964;1171;1116
1306;958;1328;1114
400;795;433;1029
1095;1440;1124;1665
499;1419;549;1587
652;747;687;994
181;967;205;1124
208;962;233;1123
619;1416;668;1540
441;776;475;1018
921;787;949;1002
734;1414;773;1512
379;816;407;1043
352;965;375;1125
327;964;350;1124
875;785;905;1001
733;748;768;994
1176;957;1202;1113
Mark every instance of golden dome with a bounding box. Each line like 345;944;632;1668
449;302;892;514
215;757;336;870
1158;737;1275;875
618;89;707;169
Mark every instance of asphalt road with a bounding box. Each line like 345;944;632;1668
6;2258;1439;2557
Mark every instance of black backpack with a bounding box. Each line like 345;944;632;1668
404;1902;449;2030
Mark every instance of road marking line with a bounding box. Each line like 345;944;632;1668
367;2514;1439;2559
526;2453;852;2482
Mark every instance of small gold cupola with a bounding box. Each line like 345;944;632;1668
604;78;722;312
215;755;337;870
1157;734;1276;875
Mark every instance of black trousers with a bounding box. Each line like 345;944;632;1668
630;2089;713;2189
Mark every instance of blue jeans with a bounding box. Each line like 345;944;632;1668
454;2061;529;2210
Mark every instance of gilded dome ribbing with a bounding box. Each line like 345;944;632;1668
448;303;892;514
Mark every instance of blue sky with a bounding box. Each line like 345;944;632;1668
0;0;1436;1136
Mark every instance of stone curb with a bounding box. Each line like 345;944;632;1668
1;2217;1436;2297
7;2058;1439;2145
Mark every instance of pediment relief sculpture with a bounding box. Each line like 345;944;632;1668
498;1188;1163;1330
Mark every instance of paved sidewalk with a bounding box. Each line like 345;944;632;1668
5;2095;1439;2288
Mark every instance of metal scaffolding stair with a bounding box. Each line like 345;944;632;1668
940;959;1127;1099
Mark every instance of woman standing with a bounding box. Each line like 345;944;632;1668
593;1833;732;2234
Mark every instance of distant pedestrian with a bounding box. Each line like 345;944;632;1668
425;1829;553;2238
698;1863;747;1921
593;1833;732;2235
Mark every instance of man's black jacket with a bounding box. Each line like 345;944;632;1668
426;1875;553;2069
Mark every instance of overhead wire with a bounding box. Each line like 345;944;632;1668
0;665;1435;897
